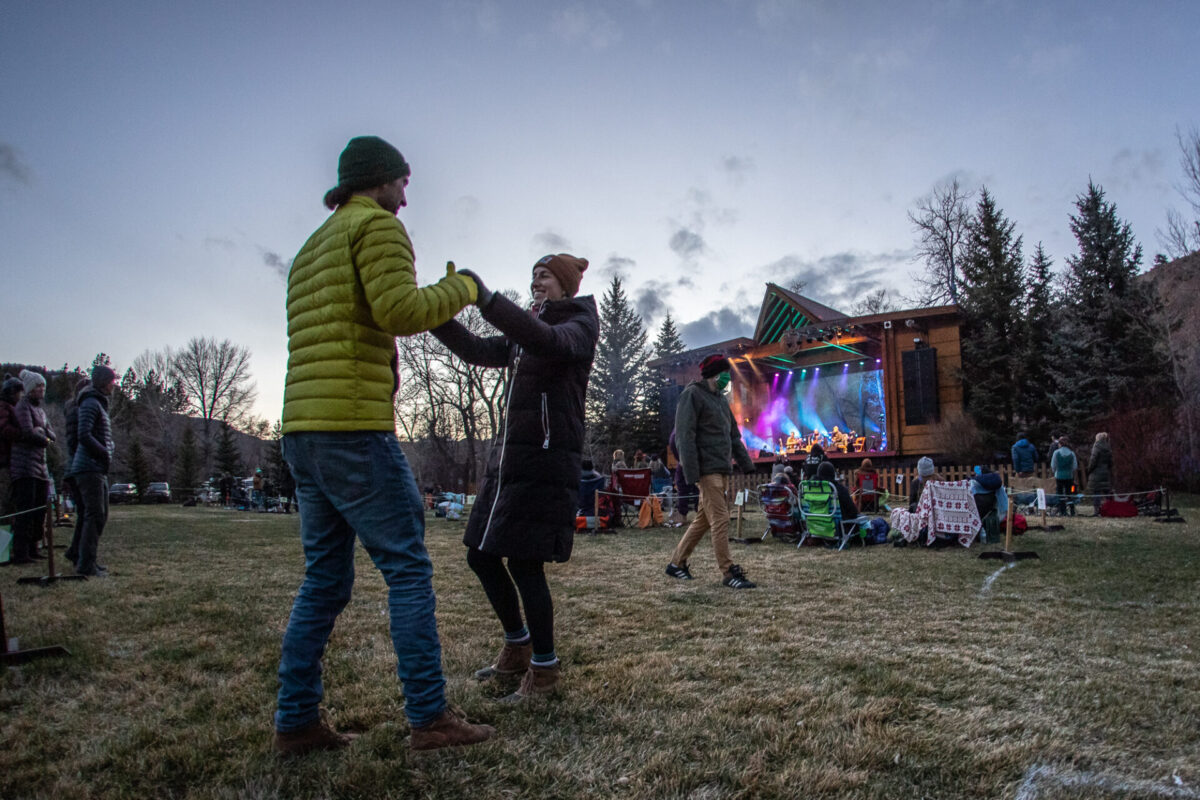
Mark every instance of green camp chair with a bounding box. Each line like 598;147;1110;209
798;479;865;550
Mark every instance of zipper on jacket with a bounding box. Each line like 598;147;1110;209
540;392;550;450
481;350;521;549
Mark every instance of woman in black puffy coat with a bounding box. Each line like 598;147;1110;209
432;254;598;701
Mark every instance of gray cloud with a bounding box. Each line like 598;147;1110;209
1108;147;1166;193
0;143;31;185
679;305;758;349
760;249;911;313
600;254;636;281
721;154;755;185
669;227;706;259
260;248;292;280
633;280;675;324
532;229;571;253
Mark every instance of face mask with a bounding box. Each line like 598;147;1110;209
715;372;731;391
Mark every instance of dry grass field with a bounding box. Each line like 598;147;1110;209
2;498;1198;799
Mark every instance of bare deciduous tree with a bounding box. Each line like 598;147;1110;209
1157;125;1200;259
170;337;258;447
393;296;513;490
908;177;974;306
851;287;899;316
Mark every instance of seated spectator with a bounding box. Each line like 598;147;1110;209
578;459;606;516
803;443;826;480
816;460;859;536
632;449;649;469
908;456;944;512
782;465;797;487
854;457;880;511
648;456;671;494
771;452;788;477
611;449;628;470
970;468;1007;541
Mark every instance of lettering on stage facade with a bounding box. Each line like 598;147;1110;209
648;283;964;462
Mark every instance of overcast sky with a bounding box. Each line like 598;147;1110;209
2;0;1196;422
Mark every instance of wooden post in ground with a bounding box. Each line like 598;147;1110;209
17;503;86;587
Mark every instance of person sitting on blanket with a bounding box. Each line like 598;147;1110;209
908;456;944;512
816;461;860;536
970;468;1007;540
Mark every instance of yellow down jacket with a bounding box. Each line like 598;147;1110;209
282;195;476;433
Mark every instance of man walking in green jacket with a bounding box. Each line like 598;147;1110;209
665;354;758;588
273;136;493;755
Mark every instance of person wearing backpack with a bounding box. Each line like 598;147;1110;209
1051;437;1079;516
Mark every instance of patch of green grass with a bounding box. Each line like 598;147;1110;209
2;498;1199;798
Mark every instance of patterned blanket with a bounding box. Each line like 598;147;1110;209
888;480;982;547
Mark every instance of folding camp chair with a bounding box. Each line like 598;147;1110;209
609;468;654;527
853;472;880;512
797;479;866;550
758;483;800;542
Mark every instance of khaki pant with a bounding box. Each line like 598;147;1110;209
670;473;733;575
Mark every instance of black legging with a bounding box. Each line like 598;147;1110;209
466;547;554;658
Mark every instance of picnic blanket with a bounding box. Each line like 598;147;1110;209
889;480;982;547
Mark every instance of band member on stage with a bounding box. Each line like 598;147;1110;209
785;431;800;453
832;426;849;453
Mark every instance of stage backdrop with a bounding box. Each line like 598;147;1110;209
732;366;886;453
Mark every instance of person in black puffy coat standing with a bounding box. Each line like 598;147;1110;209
432;253;598;702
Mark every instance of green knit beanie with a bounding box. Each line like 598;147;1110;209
336;136;410;191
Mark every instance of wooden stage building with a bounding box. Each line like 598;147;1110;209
649;284;965;468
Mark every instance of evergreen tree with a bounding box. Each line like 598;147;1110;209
587;277;650;462
1050;181;1172;434
636;314;689;457
127;437;152;503
174;424;200;496
958;188;1025;451
1019;243;1059;438
213;422;243;478
654;313;687;357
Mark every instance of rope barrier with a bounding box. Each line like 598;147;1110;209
0;504;52;523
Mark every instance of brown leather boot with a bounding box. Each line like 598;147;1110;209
502;663;560;703
473;640;532;681
273;711;358;757
410;706;495;752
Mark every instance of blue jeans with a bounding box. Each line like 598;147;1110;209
275;432;446;731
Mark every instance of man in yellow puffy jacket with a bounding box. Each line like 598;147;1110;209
273;136;494;756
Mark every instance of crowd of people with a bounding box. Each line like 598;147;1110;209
1;365;116;576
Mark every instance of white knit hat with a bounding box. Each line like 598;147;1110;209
19;369;45;394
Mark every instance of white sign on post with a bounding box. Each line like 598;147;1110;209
1036;488;1047;510
733;490;745;507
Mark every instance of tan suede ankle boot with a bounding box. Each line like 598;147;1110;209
502;663;560;703
474;641;532;681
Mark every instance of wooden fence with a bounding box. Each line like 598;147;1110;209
728;462;1077;504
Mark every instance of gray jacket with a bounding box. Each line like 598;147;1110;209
71;389;114;475
674;379;755;486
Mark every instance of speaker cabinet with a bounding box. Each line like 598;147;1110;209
901;348;938;425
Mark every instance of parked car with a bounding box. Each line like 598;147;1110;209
144;482;172;503
109;483;138;504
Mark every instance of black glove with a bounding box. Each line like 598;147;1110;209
455;267;494;309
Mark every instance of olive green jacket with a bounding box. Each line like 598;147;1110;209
674;379;756;486
282;196;476;432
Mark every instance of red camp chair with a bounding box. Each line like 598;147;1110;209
609;468;654;527
854;471;880;512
